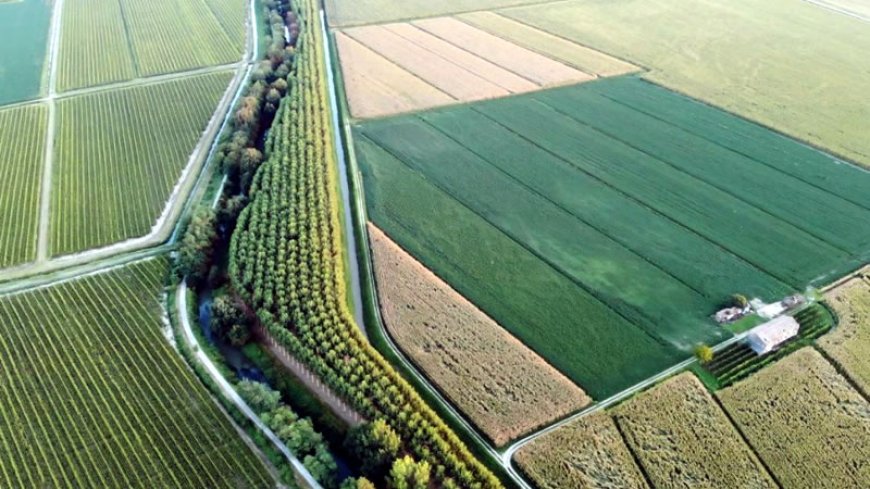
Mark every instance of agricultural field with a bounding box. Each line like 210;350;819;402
502;0;870;169
355;76;870;397
0;0;51;105
57;0;136;92
821;271;870;394
56;0;245;91
123;0;242;76
336;16;633;118
369;224;589;446
613;373;775;488
514;413;648;489
0;259;274;488
718;348;870;488
0;104;46;268
325;0;549;27
51;71;233;255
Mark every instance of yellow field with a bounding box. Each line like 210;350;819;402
369;224;589;446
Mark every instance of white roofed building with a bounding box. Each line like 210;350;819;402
746;315;800;355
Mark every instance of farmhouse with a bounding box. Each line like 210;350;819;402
746;316;800;355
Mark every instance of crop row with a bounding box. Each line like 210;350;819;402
229;0;500;486
0;259;272;488
122;0;242;76
57;0;136;92
0;103;45;268
204;0;248;49
51;71;233;256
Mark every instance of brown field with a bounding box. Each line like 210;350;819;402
718;348;870;489
457;12;639;77
343;25;510;101
515;413;648;489
336;16;601;118
614;373;776;489
334;32;453;119
412;17;592;87
368;224;590;446
821;271;870;395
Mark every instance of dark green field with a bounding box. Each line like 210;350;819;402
355;76;870;398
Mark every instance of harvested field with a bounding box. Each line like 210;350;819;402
457;12;638;77
412;17;591;86
614;373;776;488
334;32;453;119
368;224;589;446
324;0;548;27
821;271;870;394
504;0;870;169
343;25;510;101
514;413;648;489
336;17;597;118
718;348;870;489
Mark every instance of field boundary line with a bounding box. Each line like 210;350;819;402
801;0;870;23
114;0;141;75
175;282;322;489
610;415;656;489
414;115;716;300
594;91;870;214
535;97;856;257
710;393;783;488
35;0;65;262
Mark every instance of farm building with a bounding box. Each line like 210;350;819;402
746;316;800;355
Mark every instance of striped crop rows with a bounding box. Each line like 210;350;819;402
123;0;241;77
57;0;135;92
204;0;248;49
0;259;272;488
51;71;233;256
0;104;46;268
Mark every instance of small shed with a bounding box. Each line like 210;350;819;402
746;315;800;355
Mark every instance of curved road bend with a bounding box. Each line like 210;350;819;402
177;282;323;489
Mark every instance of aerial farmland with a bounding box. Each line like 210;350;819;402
1;0;869;487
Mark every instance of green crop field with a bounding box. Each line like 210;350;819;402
57;0;136;92
0;104;46;268
502;0;870;169
204;0;248;49
0;259;273;488
51;71;233;256
324;0;549;27
0;0;51;105
356;77;870;397
123;0;242;76
56;0;245;92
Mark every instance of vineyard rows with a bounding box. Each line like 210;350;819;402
123;0;241;77
0;104;46;268
56;0;245;92
0;259;272;488
57;0;136;92
51;71;233;256
229;0;500;486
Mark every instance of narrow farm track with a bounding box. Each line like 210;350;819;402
176;282;322;489
802;0;870;22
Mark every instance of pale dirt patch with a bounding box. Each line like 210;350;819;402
334;32;453;119
820;270;870;394
413;17;593;87
515;412;649;489
458;11;639;77
343;25;510;101
368;223;590;446
381;23;537;94
718;348;870;489
615;373;777;489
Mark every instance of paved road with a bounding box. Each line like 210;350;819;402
177;283;322;489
